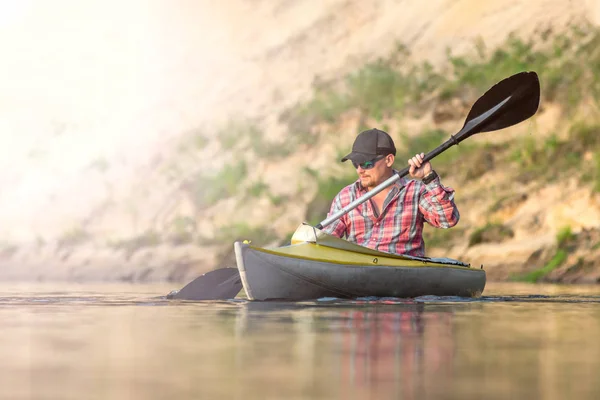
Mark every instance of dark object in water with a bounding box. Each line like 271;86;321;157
166;268;242;300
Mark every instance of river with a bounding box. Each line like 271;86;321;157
1;282;599;400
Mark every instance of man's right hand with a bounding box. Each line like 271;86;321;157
408;153;432;180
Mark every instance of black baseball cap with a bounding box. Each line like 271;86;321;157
340;128;396;164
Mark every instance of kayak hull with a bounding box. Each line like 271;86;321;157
234;226;485;301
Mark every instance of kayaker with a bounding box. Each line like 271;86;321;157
323;128;459;257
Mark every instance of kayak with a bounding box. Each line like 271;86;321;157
234;224;486;301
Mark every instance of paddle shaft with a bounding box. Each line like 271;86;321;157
315;95;512;230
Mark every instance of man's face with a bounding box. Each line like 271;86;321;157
354;154;394;189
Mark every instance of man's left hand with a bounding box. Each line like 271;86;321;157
408;153;432;180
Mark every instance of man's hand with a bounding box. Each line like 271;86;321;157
408;152;432;180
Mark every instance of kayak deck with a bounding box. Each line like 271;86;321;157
254;242;471;270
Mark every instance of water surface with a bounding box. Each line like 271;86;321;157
1;282;599;400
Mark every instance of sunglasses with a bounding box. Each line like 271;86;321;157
352;155;385;170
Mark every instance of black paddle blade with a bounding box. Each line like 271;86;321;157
458;71;540;141
166;268;242;300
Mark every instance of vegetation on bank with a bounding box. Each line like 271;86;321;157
513;226;575;282
511;121;600;185
281;24;600;125
468;222;515;247
106;221;278;261
57;227;92;250
0;241;18;259
110;230;162;260
519;250;569;283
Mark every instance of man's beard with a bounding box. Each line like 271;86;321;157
360;175;376;188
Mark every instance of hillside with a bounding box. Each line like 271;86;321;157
1;0;600;283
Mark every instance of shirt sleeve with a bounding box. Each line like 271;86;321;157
321;191;348;238
418;176;460;228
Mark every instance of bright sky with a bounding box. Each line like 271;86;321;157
0;0;243;239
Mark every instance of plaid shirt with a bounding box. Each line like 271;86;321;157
322;171;459;257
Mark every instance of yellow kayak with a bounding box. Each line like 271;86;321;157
234;224;486;301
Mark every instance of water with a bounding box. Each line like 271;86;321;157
1;282;600;400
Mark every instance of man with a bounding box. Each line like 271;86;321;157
322;128;459;257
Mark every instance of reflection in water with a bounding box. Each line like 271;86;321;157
1;283;600;399
235;302;454;400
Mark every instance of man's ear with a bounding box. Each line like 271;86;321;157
386;154;395;167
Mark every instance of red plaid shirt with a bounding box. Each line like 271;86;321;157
322;172;459;257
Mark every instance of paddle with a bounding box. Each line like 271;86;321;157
168;70;541;300
316;71;540;229
166;267;242;300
